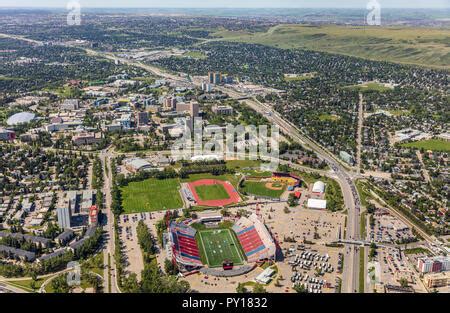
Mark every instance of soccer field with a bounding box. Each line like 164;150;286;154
120;178;183;213
197;229;245;268
194;184;230;201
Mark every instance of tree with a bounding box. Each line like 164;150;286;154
136;220;154;254
287;194;298;207
252;283;267;293
122;273;140;293
236;283;248;293
399;278;409;288
51;274;71;293
294;284;307;293
164;259;178;276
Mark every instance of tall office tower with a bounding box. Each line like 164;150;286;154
189;102;199;118
208;72;215;84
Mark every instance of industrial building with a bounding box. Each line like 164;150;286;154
124;157;154;173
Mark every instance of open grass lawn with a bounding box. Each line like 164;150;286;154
121;178;183;213
290;170;344;211
283;72;316;82
404;247;432;255
401;139;450;152
355;180;372;208
241;181;285;198
344;82;393;92
388;109;411;116
319;114;341;122
5;278;45;292
181;173;239;188
197;228;245;267
82;251;104;277
212;24;450;69
195;184;230;201
242;169;273;178
226;159;261;170
359;249;365;293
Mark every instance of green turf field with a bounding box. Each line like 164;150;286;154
194;184;230;201
344;82;393;92
401;139;450;152
241;181;285;198
120;178;183;213
197;229;245;267
181;173;240;188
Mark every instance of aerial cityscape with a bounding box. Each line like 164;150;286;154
0;0;448;301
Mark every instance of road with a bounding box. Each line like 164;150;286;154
0;32;361;293
99;147;121;293
63;45;363;293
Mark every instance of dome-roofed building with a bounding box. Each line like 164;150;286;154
6;112;36;126
312;181;325;194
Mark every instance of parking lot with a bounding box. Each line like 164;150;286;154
368;208;417;244
118;210;170;279
228;202;345;293
372;247;427;293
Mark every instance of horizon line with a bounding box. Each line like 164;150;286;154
0;6;448;9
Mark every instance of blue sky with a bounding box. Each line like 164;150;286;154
0;0;448;8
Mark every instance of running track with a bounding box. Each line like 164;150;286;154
187;179;241;207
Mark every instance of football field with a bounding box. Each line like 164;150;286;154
197;229;245;268
194;184;230;201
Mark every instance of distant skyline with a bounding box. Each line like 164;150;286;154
0;0;448;9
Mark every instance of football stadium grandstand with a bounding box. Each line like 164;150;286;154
182;187;194;202
232;214;276;263
168;221;202;270
167;213;276;274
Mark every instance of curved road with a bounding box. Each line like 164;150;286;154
0;32;361;293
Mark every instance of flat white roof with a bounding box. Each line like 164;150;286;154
255;267;275;284
307;198;327;209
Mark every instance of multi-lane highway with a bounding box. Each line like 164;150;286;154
0;33;362;293
81;49;363;293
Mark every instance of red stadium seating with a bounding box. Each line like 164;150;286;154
169;222;202;266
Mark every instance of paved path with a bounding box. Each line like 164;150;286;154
0;32;362;293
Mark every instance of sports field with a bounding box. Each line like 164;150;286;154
241;181;285;198
187;179;241;207
194;184;230;201
197;229;245;268
401;139;450;152
120;178;183;213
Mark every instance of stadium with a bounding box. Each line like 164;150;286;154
166;212;277;276
181;179;241;207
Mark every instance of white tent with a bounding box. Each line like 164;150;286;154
312;181;325;193
307;199;327;210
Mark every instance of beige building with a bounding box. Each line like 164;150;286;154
424;272;449;288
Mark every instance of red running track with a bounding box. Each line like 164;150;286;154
187;179;241;207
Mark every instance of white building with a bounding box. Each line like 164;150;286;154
312;181;325;194
307;198;327;210
124;158;154;173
